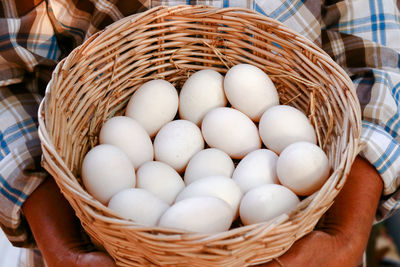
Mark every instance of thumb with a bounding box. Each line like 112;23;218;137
76;251;117;267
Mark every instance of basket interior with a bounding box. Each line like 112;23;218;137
47;6;352;182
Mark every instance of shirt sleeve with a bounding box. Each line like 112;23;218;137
320;0;400;221
256;0;400;221
0;85;46;248
0;0;149;247
0;1;61;248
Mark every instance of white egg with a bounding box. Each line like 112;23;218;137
176;176;243;218
125;79;179;137
158;196;233;233
179;69;227;125
154;120;204;173
137;161;185;205
277;142;330;196
259;105;316;154
224;64;279;122
232;149;278;193
99;116;153;169
201;107;261;159
82;144;135;204
184;148;234;185
108;188;169;226
239;184;299;226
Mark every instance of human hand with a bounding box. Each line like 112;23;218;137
22;177;116;267
259;155;383;267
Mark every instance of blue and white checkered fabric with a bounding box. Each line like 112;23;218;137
1;2;400;263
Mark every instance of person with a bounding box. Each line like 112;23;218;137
0;0;399;266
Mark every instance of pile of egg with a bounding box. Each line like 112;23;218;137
82;64;330;233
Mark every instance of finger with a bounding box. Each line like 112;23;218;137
76;251;117;267
255;259;282;267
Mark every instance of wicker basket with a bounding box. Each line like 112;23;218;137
38;5;361;267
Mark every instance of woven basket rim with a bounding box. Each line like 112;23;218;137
38;5;361;266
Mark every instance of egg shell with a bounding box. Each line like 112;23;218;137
259;105;316;154
108;188;169;226
137;161;185;204
158;196;233;233
184;148;234;185
224;64;279;122
82;144;135;204
232;149;278;193
125;79;179;137
201;107;261;159
239;184;299;225
154;120;204;173
277;141;330;196
179;69;227;126
99;116;153;169
176;176;243;219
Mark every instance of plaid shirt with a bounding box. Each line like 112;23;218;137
1;0;400;266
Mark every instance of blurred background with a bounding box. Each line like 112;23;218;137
0;229;19;267
367;210;400;267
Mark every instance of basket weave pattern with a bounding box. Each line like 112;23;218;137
38;5;361;266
